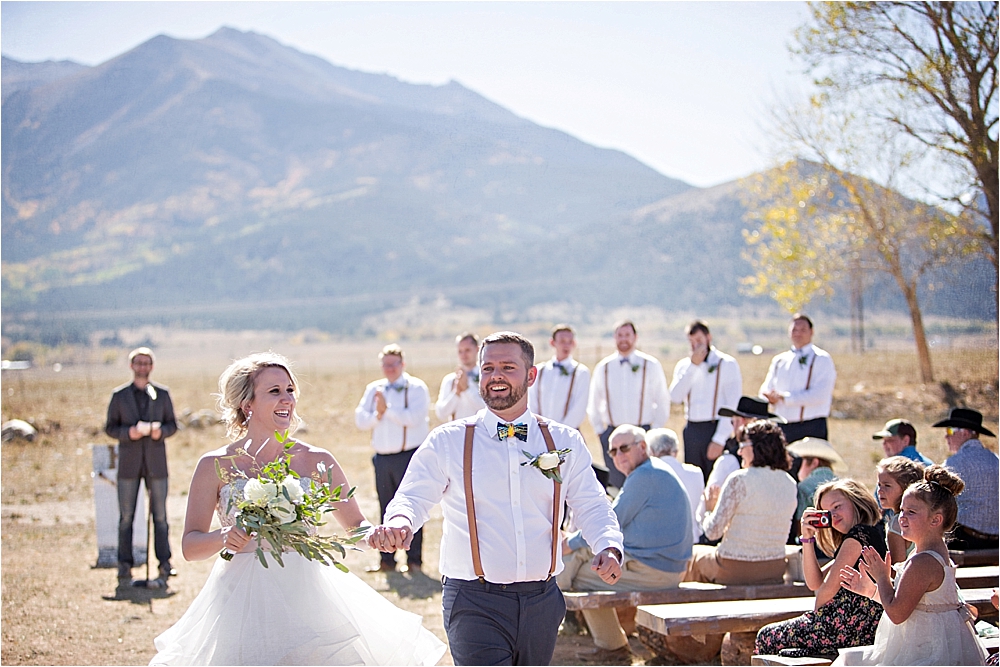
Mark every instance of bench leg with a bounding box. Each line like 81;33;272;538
637;626;724;663
722;631;758;666
616;606;637;636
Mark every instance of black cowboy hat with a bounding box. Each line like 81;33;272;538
932;407;996;438
718;396;786;423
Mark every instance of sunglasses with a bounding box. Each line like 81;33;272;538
738;440;754;450
608;443;636;457
945;427;960;436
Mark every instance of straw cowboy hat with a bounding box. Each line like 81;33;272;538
785;437;848;476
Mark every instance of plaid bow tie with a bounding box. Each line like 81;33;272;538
497;422;528;442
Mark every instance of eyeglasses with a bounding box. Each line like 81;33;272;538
608;443;636;457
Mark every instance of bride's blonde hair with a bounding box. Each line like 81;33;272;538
216;352;301;439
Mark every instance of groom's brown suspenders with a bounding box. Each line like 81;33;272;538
463;418;561;583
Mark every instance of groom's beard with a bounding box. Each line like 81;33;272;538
480;375;528;412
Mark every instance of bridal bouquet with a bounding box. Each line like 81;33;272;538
216;430;366;570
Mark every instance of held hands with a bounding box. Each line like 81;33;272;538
374;391;387;418
839;564;877;598
859;545;892;586
129;421;156;440
368;516;413;552
799;508;822;540
690;342;709;365
221;525;252;553
591;548;623;585
454;368;469;394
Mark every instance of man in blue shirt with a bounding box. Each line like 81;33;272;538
558;424;693;659
872;418;933;466
935;408;999;550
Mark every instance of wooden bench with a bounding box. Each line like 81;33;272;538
950;549;999;567
563;581;809;610
636;587;998;666
751;636;998;666
956;565;999;589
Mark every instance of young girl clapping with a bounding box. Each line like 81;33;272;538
836;465;987;666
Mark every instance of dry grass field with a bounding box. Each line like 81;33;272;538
1;330;996;666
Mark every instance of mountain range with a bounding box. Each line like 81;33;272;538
1;28;991;340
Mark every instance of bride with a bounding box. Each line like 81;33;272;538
151;352;445;666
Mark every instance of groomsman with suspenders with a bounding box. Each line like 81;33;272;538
435;332;486;422
587;320;670;489
669;320;743;481
369;332;623;666
528;324;591;429
759;314;837;443
355;344;430;573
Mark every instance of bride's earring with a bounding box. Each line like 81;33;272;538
245;409;253;423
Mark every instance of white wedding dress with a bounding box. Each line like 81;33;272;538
150;480;446;666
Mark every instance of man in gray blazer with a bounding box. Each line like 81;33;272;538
105;347;177;584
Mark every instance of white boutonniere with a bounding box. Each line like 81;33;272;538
521;448;572;483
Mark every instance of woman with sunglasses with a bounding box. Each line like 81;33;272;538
684;420;797;585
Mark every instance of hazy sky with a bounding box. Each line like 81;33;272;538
1;1;814;188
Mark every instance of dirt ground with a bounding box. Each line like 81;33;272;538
2;334;996;665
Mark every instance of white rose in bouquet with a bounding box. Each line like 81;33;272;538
245;478;277;506
269;494;298;524
537;451;561;470
281;476;305;504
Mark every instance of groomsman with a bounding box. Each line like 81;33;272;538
669;320;742;481
759;314;837;443
355;344;430;573
528;324;591;429
369;331;623;666
435;332;485;422
587;320;670;489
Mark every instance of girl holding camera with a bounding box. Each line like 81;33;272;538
755;479;887;660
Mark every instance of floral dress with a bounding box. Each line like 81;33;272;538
755;523;887;659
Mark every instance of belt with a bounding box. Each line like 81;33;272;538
956;523;999;541
442;576;554;593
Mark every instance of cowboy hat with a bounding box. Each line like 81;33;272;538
932;407;995;437
718;396;785;422
785;437;848;476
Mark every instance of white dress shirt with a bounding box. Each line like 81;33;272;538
669;347;743;445
434;368;485;422
587;351;670;433
355;373;430;454
385;408;623;583
658;455;706;542
527;356;591;429
758;343;836;423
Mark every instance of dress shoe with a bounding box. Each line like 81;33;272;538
159;562;177;579
365;562;395;573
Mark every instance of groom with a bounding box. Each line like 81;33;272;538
370;331;624;666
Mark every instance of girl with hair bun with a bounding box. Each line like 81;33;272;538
836;465;987;665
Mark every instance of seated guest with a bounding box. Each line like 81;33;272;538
872;418;933;466
934;407;999;550
874;456;925;564
646;427;704;542
755;479;886;660
697;396;784;537
685;420;796;585
786;437;847;526
558;424;693;659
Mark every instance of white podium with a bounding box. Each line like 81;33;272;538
91;443;147;568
